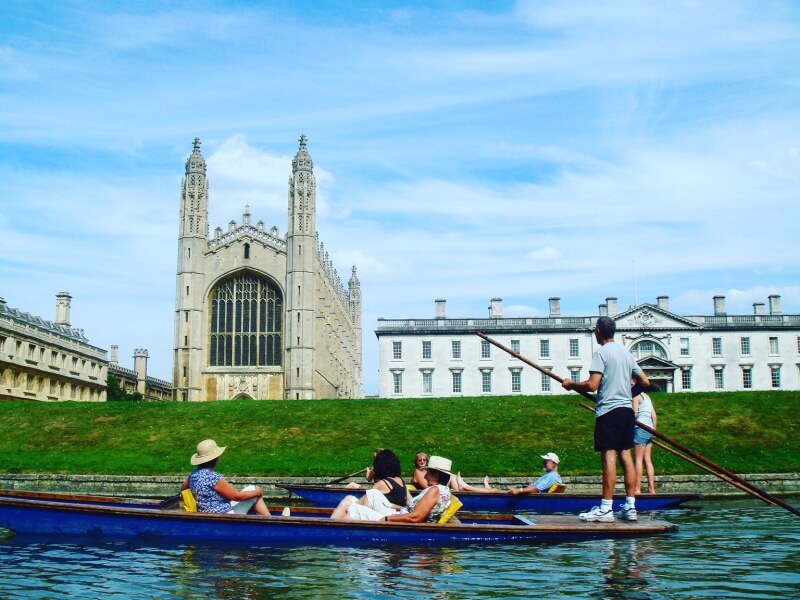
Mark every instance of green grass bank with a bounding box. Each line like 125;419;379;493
0;390;796;478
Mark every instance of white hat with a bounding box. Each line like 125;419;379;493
191;439;227;465
540;452;560;465
422;455;453;476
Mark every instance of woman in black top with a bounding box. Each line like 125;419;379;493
331;449;413;520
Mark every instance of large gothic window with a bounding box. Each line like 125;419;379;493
209;273;283;367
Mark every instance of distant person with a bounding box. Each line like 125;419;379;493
633;383;658;494
562;316;650;522
181;439;271;516
331;449;412;520
412;451;429;489
456;452;563;495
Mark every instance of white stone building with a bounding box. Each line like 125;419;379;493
0;293;107;401
376;295;799;397
173;136;363;401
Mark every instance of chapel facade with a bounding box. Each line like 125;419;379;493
173;136;363;401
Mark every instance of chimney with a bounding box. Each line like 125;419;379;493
435;299;447;319
606;297;618;317
489;298;503;318
134;349;148;395
55;292;72;325
657;295;669;311
598;303;608;317
548;297;561;317
768;294;782;315
713;295;726;316
110;345;119;366
753;302;765;316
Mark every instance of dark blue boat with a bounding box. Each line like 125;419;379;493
281;484;700;512
0;492;677;545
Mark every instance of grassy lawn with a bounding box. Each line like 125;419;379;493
0;390;796;478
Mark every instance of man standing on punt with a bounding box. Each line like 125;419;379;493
562;316;650;522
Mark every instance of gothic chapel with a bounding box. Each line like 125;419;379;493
174;136;363;400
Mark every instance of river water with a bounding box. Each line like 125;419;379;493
0;498;798;599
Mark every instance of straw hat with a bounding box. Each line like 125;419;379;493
191;439;226;465
422;455;453;476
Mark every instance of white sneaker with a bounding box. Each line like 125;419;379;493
619;505;638;521
281;507;291;517
579;506;615;522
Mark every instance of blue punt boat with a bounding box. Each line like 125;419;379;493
281;484;700;512
0;491;677;545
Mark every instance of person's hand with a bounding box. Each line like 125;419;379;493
253;486;263;498
508;488;520;496
562;378;574;391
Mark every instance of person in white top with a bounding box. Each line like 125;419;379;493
633;383;658;494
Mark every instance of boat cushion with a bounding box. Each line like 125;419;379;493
438;495;463;524
548;483;567;493
181;489;198;512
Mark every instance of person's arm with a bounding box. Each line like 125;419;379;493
635;371;651;389
562;372;602;394
509;484;539;495
632;393;642;416
214;479;263;502
651;397;658;429
413;469;429;489
385;487;442;523
181;479;190;491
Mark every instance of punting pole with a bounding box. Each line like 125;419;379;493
478;331;800;518
326;467;369;485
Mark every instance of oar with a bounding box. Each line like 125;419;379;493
326;467;368;486
477;331;800;518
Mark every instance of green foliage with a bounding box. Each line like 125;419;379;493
0;390;797;477
106;374;144;402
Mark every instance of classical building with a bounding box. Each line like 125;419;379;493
173;136;363;401
376;294;799;397
108;346;174;401
0;293;107;402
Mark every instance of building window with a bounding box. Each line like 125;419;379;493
714;368;724;390
209;272;283;367
451;371;462;393
0;335;5;352
392;341;403;360
392;371;403;394
569;367;581;381
770;365;781;388
51;351;58;366
481;370;492;393
569;339;579;358
540;339;550;358
681;368;692;390
631;340;668;360
541;371;551;392
742;367;752;389
680;338;690;357
511;339;520;354
481;340;491;359
422;370;433;394
769;336;779;355
712;338;722;357
511;369;521;393
740;337;751;356
422;340;432;360
451;340;462;360
243;243;250;259
796;336;800;354
28;344;35;360
26;374;34;391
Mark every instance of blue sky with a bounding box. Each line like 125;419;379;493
2;1;798;395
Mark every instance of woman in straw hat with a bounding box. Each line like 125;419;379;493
181;439;271;516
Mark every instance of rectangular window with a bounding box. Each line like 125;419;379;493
569;339;579;358
742;367;752;389
511;339;520;354
481;370;492;393
451;340;461;360
769;336;779;355
569;367;581;381
0;335;5;352
28;344;35;359
392;341;402;360
680;338;690;357
511;370;521;393
26;374;34;391
541;371;551;392
422;340;432;360
740;337;751;356
797;336;800;354
712;337;722;357
452;371;462;393
714;368;724;390
422;371;432;394
771;365;781;388
51;350;58;366
540;339;550;358
481;339;491;359
681;368;692;390
392;371;403;394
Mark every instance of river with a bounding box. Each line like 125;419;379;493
0;497;798;599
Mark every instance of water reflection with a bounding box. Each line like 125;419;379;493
598;538;660;600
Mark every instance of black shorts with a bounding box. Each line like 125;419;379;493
595;407;635;452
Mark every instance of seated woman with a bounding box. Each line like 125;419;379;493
331;449;412;520
413;450;462;492
181;439;271;516
454;452;562;495
385;455;455;524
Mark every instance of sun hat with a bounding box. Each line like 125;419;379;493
191;439;227;465
540;452;560;465
422;455;453;476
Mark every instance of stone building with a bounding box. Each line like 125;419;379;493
0;293;107;401
376;294;799;397
173;136;363;401
108;346;174;401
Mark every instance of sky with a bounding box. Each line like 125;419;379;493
1;0;798;396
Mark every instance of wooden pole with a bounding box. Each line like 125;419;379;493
326;467;368;485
